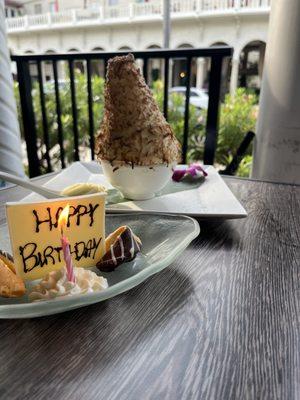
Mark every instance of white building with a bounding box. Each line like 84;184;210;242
5;0;271;93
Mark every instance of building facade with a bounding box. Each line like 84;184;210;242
5;0;271;93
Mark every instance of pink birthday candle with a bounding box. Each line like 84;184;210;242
61;236;76;283
58;204;76;284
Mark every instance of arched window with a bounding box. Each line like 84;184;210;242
172;44;196;87
91;47;105;77
239;41;266;94
146;44;162;85
91;47;105;52
23;50;38;80
43;50;56;82
68;48;84;73
118;46;132;51
208;42;231;96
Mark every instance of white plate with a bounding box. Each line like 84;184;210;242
23;161;247;219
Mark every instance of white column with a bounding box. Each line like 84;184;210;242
196;58;206;89
252;0;300;184
0;2;24;177
230;55;239;95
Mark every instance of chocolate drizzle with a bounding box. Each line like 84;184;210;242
97;226;141;272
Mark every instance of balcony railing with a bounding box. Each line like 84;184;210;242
6;0;271;33
11;47;232;177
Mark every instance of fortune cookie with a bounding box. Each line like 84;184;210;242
97;226;141;272
0;258;25;298
0;250;16;274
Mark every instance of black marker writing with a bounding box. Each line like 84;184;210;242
32;203;100;232
19;242;61;273
19;237;102;273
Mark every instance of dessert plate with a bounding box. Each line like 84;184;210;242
23;161;247;219
0;213;199;318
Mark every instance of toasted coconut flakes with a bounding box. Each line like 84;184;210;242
96;54;181;167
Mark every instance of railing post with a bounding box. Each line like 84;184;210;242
129;3;134;19
68;60;80;161
163;57;169;120
37;61;51;173
86;59;95;159
230;52;239;94
16;60;40;177
24;15;29;29
47;12;51;26
182;57;192;163
52;60;65;169
203;54;223;165
72;9;77;24
99;6;103;21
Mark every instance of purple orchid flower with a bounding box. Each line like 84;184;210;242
172;163;208;182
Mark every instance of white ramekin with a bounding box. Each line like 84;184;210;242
101;160;175;200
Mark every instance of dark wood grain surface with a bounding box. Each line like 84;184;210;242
0;176;299;400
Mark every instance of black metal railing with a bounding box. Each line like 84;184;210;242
11;47;232;177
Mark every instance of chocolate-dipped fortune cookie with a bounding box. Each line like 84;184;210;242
0;250;15;274
0;257;25;298
97;226;141;272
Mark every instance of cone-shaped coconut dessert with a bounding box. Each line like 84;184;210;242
96;54;181;166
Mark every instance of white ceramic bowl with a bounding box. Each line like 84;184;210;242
101;160;175;200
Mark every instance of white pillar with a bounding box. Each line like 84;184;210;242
0;2;24;177
230;56;239;95
196;58;206;89
252;0;300;184
163;0;171;48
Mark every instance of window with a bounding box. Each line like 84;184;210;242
109;0;119;5
5;7;17;17
90;0;100;9
34;3;42;14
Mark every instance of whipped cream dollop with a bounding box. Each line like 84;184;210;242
28;267;108;302
61;183;107;197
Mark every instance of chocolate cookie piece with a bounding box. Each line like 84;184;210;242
97;226;142;272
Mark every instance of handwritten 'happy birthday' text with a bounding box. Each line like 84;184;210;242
32;203;99;233
19;237;102;273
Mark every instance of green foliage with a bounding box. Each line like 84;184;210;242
188;88;258;176
216;88;258;165
14;78;257;177
236;155;253;178
15;70;105;173
151;80;203;147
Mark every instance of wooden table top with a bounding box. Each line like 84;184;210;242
0;175;299;400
